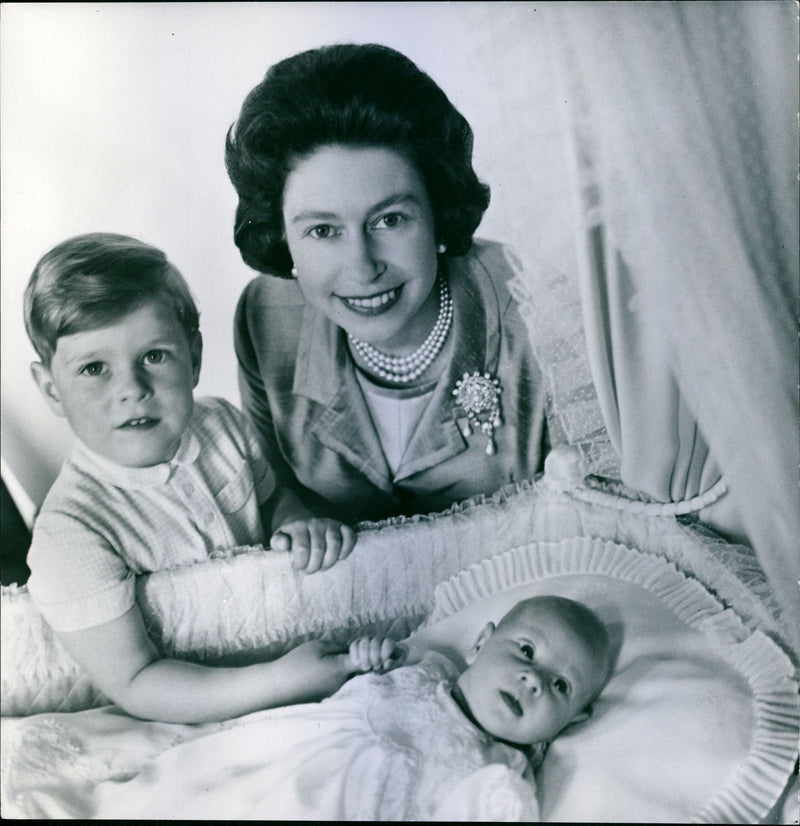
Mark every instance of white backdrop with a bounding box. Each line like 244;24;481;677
1;2;573;512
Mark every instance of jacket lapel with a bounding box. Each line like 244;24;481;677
292;305;393;492
394;253;502;481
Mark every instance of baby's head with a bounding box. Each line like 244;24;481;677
455;595;612;747
25;233;202;468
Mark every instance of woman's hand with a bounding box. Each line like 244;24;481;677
347;636;406;673
269;518;357;573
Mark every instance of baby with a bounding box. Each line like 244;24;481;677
23;233;367;724
90;595;613;821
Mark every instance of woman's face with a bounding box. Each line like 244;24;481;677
282;144;439;354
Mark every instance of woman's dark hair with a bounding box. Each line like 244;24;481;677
225;43;491;277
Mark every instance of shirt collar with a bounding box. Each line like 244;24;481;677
74;428;200;489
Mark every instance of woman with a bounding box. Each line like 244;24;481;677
227;44;549;523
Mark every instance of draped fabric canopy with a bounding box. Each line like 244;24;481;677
464;1;798;654
539;1;799;651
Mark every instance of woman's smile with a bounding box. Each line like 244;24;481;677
339;285;402;314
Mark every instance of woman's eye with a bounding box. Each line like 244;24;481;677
307;225;337;240
520;644;535;660
143;350;165;365
553;678;570;695
79;362;105;377
373;212;405;230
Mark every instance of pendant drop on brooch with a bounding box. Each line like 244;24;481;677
452;371;503;455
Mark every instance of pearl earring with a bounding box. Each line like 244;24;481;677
290;266;298;278
437;243;447;254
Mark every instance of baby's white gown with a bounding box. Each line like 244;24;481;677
92;652;539;821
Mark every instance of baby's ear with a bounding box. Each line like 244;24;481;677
465;621;495;665
30;362;65;418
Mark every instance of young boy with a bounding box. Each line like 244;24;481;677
23;232;366;724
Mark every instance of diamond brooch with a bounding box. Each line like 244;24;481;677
452;371;503;455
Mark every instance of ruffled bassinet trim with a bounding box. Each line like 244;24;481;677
429;537;799;824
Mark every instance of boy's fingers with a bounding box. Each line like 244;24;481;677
303;523;328;574
348;638;360;666
290;527;311;570
277;521;356;572
269;531;291;552
338;527;357;561
380;638;395;664
368;636;383;667
349;637;370;670
319;525;343;571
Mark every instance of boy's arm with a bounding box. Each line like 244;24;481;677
259;487;357;574
57;604;358;723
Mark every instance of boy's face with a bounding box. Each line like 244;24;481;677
456;602;608;745
32;299;201;468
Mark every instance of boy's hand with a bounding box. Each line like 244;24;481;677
269;519;357;574
348;636;406;673
280;639;363;702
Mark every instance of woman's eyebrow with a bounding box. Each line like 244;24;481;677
290;210;339;224
367;193;420;215
290;193;421;225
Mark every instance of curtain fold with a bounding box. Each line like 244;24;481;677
546;0;798;650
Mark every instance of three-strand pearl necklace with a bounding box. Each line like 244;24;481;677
348;274;453;384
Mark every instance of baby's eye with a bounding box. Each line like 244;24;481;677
372;212;406;230
143;350;165;365
553;677;570;695
520;643;535;660
307;225;338;240
79;361;105;377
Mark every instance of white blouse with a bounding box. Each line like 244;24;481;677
355;371;436;477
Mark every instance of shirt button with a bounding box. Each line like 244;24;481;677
183;482;195;496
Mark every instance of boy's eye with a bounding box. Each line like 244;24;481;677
520;643;535;660
79;361;105;377
553;678;570;695
143;350;165;365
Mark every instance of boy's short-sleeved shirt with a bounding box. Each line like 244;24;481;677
26;397;275;632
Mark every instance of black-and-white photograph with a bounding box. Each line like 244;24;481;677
1;2;798;821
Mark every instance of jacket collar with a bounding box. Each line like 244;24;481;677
291;248;502;487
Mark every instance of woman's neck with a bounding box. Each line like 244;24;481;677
346;271;454;387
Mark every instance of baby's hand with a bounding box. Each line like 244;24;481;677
348;637;406;673
269;519;357;574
